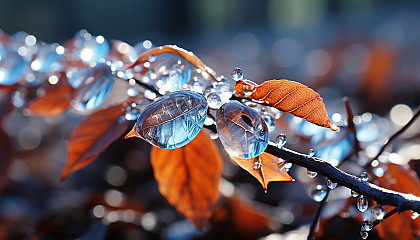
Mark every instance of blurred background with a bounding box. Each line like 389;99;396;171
1;0;420;239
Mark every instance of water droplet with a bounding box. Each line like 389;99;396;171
276;134;286;148
327;179;337;189
188;69;208;94
0;47;27;86
311;185;327;202
127;87;138;97
412;212;419;219
149;53;191;92
373;166;386;177
209;133;219;140
11;90;25;107
204;88;222;109
72;31;109;63
307;170;317;178
351;190;359;197
360;231;368;239
214;80;234;104
215;101;268;159
253;159;261;170
357;195;368;212
360;172;369;181
230;67;243;81
362;220;373;231
136;91;208;149
371;205;385;220
308;149;315;157
31;44;63;73
260;111;275;132
284;162;292;170
71;64;115;111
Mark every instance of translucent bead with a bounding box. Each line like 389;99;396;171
136;91;208;149
204;89;222;109
260;111;275;132
30;44;64;73
230;67;243;81
188;69;208;94
357;195;368;212
72;30;110;63
253;159;261;170
0;47;27;86
362;220;373;231
276;134;286;148
412;212;419;220
213;79;234;104
308;149;315;157
360;231;368;239
149;53;191;92
307;170;317;178
327;179;337;189
71;64;115;111
360;172;369;181
311;185;327;202
351;190;359;197
216;101;268;159
371;205;385;220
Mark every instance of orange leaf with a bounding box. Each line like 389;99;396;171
234;79;336;131
127;45;218;82
27;74;74;117
373;163;420;240
124;123;140;139
230;152;293;192
61;104;129;180
150;131;222;228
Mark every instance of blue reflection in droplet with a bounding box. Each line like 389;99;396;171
136;91;208;149
31;44;63;73
0;47;27;85
72;31;109;63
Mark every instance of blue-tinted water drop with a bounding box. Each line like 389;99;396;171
276;134;286;148
360;172;369;181
204;88;222;109
214;79;234;104
253;159;261;170
136;91;208;149
357;195;368;212
371;205;385;220
260;111;275;132
0;47;27;86
360;231;368;239
72;30;109;63
327;179;337;189
230;67;243;81
71;64;115;111
362;220;373;231
311;185;327;202
216;101;268;159
308;149;315;157
149;53;191;92
307;170;317;178
188;69;208;94
30;44;63;73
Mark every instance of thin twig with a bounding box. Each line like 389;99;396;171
344;97;361;154
307;190;330;240
365;106;420;167
372;207;398;228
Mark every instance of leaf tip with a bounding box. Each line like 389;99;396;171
124;124;140;139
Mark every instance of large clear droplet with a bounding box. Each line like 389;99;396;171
362;220;373;231
136;91;208;149
230;67;243;81
214;79;234;104
204;87;222;109
371;205;385;220
216;101;268;159
360;231;368;239
311;185;327;202
308;149;315;157
30;44;63;73
327;179;337;189
351;190;359;197
253;159;261;170
357;195;368;212
72;31;109;63
360;172;369;182
188;69;208;94
412;212;419;220
307;170;317;178
276;134;286;148
71;64;115;111
149;53;191;92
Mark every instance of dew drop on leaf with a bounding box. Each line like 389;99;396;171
371;205;385;220
327;179;337;189
188;69;208;94
311;185;327;202
253;159;261;170
308;149;315;158
230;67;243;81
216;100;268;159
412;212;419;220
307;170;317;178
135;91;208;149
260;111;275;132
276;134;286;149
357;195;368;212
204;88;222;109
360;231;369;239
209;133;218;140
362;220;373;231
360;172;369;181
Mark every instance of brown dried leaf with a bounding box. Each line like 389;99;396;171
150;131;222;228
127;45;218;81
27;74;74;117
61;103;129;180
234;79;336;131
230;152;293;192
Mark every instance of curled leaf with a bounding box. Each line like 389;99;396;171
235;79;336;131
61;104;129;180
27;73;74;117
151;131;222;228
230;152;293;192
127;45;218;81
